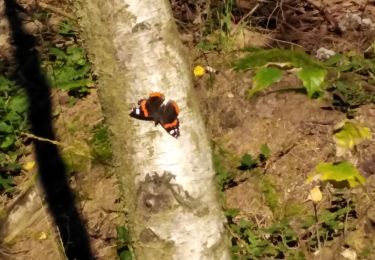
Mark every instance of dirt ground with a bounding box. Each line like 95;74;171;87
0;0;375;259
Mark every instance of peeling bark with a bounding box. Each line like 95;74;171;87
76;0;230;259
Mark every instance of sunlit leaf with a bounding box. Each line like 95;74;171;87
297;67;327;98
234;49;324;70
249;67;282;97
23;161;36;171
37;231;48;240
308;186;322;203
333;121;371;152
308;161;366;188
260;143;271;160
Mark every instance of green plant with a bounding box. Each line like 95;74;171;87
213;152;234;190
307;161;366;188
235;48;327;98
90;125;112;162
116;225;132;260
333;121;371;152
197;0;240;52
234;48;375;105
0;75;28;192
58;20;76;36
46;46;92;97
260;177;279;212
239;144;271;170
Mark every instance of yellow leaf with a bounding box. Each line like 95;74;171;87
308;186;322;203
193;65;206;77
38;231;47;240
333;121;371;150
23;161;35;171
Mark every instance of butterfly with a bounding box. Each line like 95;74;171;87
129;92;180;138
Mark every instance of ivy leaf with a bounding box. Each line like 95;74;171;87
307;161;366;188
297;67;327;98
249;67;282;97
333;121;371;152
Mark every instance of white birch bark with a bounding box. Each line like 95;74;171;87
76;0;230;259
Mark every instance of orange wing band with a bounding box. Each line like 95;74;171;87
149;92;164;98
140;100;149;117
171;101;180;114
163;119;178;129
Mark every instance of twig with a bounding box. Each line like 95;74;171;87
20;132;63;147
232;3;260;35
36;2;75;20
303;0;340;32
312;202;321;251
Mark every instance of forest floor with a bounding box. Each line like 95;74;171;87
0;0;375;259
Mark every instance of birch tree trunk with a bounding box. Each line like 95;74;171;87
76;0;230;259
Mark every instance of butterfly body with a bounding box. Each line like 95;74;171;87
129;92;180;138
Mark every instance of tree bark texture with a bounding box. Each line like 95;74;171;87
76;0;230;259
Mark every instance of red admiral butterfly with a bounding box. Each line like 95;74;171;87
129;92;180;138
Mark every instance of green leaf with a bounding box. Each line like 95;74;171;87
9;95;28;114
324;54;345;66
1;135;15;150
49;47;66;60
234;49;324;70
58;20;76;36
249;67;282;97
116;226;131;244
55;79;92;92
260;144;271;160
0;176;13;190
240;153;257;169
116;226;132;260
0;122;13;133
333;121;371;150
0;76;14;91
118;250;132;260
225;208;240;218
309;161;366;188
66;47;86;65
297;67;327;98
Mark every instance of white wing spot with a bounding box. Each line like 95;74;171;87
135;108;140;115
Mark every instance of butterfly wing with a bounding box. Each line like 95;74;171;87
159;100;180;138
129;92;165;121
